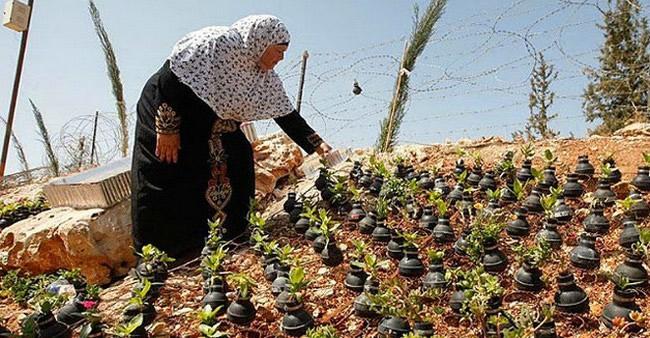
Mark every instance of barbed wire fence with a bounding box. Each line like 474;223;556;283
45;0;649;170
260;0;650;151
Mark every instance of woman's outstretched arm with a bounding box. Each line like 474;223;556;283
274;110;330;155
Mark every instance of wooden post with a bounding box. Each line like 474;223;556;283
382;41;409;153
0;0;35;177
295;50;309;113
90;111;99;165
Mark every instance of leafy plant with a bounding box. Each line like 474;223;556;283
0;116;31;176
201;246;228;274
455;147;468;159
1;270;51;305
79;309;105;338
227;273;255;299
531;168;544;182
275;244;296;267
495;151;516;179
464;212;506;262
317;209;341;243
257;239;279;257
486;189;502;201
349;184;363;203
426;249;444;264
367;288;396;317
85;284;102;301
368;278;442;322
29;99;60;176
20;314;38;338
392;156;407;166
499;304;554;338
197;304;222;326
136;244;175;265
608;272;630;290
520;144;535;161
374;197;390;220
32;292;66;313
250;231;270;252
549;186;563;199
614;196;635;219
403;334;427;338
287;267;311;302
349;239;368;264
513;238;552;267
436;199;449;217
300;204;318;226
113;313;143;337
506;179;527;202
248;211;267;236
198;323;229;338
540;193;558;219
471;152;484;167
427;190;442;204
369;154;390;178
542;149;557;167
367;279;407;318
88;0;129;157
362;253;391;279
129;278;151;308
600;162;613;179
330;175;352;206
58;268;84;284
452;267;505;329
306;325;339;338
406;288;444;322
401;231;420;248
631;228;650;259
456;170;468;183
380;176;411;203
207;217;225;240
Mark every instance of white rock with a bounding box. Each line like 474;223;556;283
0;199;135;284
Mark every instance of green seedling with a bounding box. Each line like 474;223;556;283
227;273;255;300
362;253;391;279
520;144;535;161
513;238;552;267
543;149;557;167
426;249;444;264
197;305;222;326
113;313;143;337
287;266;311;303
306;325;339;338
198;323;229;338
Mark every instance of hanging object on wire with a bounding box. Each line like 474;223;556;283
352;80;362;95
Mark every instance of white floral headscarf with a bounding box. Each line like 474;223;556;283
168;15;294;122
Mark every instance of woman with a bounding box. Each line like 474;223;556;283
131;15;330;257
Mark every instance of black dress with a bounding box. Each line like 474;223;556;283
131;61;322;257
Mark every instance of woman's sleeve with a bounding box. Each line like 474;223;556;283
154;62;186;135
274;110;323;154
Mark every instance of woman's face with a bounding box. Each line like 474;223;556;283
258;44;288;71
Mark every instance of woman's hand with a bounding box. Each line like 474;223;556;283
315;142;332;158
156;133;180;163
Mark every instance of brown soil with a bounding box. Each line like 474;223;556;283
2;135;650;337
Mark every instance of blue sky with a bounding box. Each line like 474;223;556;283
0;0;647;174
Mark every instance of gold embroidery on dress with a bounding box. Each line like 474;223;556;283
205;119;240;221
155;103;181;134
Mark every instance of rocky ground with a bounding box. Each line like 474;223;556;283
2;131;650;337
